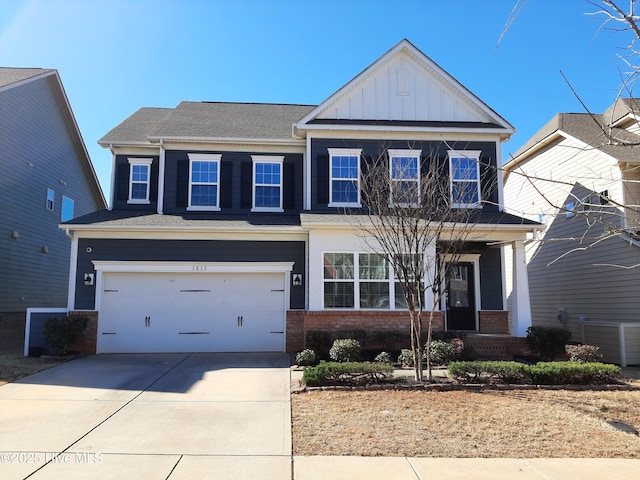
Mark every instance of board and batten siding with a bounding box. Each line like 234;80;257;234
0;74;103;313
504;135;640;342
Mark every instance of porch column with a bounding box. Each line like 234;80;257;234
511;240;532;337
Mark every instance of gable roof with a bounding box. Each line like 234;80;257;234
294;39;514;138
506;99;640;171
0;67;54;90
99;102;315;146
0;67;106;207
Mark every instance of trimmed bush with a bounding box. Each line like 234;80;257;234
374;351;392;364
526;326;572;361
295;349;317;366
448;360;620;385
44;316;89;355
426;340;459;366
302;361;394;387
566;344;603;363
397;349;414;367
329;339;362;362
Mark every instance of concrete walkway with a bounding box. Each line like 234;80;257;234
0;353;291;479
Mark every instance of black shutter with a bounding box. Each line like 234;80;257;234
115;162;129;202
283;162;295;210
316;154;329;205
176;159;189;208
240;161;252;209
220;160;233;209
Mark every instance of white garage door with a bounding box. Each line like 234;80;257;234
98;272;286;353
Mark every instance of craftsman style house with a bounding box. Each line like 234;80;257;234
0;68;105;351
62;40;536;354
504;99;640;366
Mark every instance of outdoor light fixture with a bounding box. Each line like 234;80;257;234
84;273;94;286
292;273;303;287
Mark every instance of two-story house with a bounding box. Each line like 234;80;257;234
61;39;536;355
0;68;105;352
504;99;640;366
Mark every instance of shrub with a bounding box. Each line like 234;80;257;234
329;339;362;362
301;361;394;387
448;360;621;385
426;340;460;365
526;326;572;361
295;349;317;366
374;351;392;364
397;349;414;367
44;316;89;355
305;331;332;355
566;344;603;363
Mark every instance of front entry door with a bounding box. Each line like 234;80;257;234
445;262;476;330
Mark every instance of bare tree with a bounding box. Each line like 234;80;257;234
347;148;484;381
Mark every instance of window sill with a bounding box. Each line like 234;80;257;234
328;203;362;208
187;206;221;211
127;199;150;205
251;207;284;213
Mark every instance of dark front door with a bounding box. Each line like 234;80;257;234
446;262;476;330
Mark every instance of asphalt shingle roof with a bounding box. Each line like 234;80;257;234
99;102;316;145
0;67;53;88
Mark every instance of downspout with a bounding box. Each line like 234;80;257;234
108;144;116;210
157;139;166;214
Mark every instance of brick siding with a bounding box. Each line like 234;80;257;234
68;311;98;355
478;310;509;334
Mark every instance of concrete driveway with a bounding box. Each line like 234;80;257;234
0;353;292;480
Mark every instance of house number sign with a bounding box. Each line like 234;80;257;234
192;265;207;272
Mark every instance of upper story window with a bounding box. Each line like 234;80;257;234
389;149;421;207
127;158;153;204
252;155;284;212
188;153;221;211
328;148;361;207
448;150;481;208
46;188;55;211
61;196;74;221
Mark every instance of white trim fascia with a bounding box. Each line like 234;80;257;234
92;260;294;274
67;234;79;310
60;227;308;242
146;135;304;147
25;308;69;357
295;123;513;138
157;142;166;214
496;141;505;211
108;146;116;210
304;135;312;210
295;40;514;133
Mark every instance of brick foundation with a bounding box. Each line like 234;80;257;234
68;311;98;355
478;311;509;334
0;312;26;353
464;334;530;360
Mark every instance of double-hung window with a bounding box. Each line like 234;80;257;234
328;148;361;207
389;149;421;207
46;188;55;211
188;153;221;211
128;158;153;204
449;150;481;207
252;155;284;212
323;253;355;308
61;196;74;221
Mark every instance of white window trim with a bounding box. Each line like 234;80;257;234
187;153;221;211
328;148;362;207
388;149;421;207
61;195;74;221
448;150;482;209
251;155;284;213
46;188;55;211
127;157;153;204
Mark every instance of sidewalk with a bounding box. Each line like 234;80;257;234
293;457;640;479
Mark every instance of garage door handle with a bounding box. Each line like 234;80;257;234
237;315;243;327
145;316;151;327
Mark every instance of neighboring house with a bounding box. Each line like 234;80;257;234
62;39;536;355
503;99;640;365
0;68;106;351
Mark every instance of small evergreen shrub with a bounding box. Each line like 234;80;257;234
426;340;459;365
329;339;362;362
374;351;392;364
526;326;572;361
301;361;393;387
397;349;414;367
44;316;89;355
295;349;317;366
448;360;620;385
566;344;603;363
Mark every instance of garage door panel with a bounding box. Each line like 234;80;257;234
98;271;287;353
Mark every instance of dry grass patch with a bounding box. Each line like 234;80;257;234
0;354;67;386
292;385;640;457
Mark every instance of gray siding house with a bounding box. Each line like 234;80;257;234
61;40;536;355
503;99;640;366
0;68;106;351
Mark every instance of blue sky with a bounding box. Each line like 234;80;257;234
0;0;632;200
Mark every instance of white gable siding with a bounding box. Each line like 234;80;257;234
504;136;640;344
317;53;488;123
622;165;640;228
